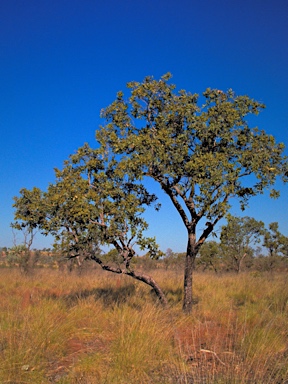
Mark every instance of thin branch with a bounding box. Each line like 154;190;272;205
127;235;135;247
196;192;229;251
196;215;223;250
91;254;123;274
197;185;225;220
90;219;107;227
160;181;190;228
238;170;252;178
200;349;226;366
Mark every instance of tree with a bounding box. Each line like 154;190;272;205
263;222;288;258
162;248;182;270
262;222;288;271
13;144;168;305
97;73;287;312
10;212;37;273
220;215;264;273
6;244;27;268
197;241;221;273
281;237;288;258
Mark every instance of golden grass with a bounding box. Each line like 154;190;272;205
0;268;287;383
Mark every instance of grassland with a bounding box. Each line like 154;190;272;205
0;268;287;383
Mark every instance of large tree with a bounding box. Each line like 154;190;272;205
13;144;167;305
97;73;288;312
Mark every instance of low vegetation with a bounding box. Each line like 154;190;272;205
0;268;287;383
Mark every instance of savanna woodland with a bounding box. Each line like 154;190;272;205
12;74;287;310
2;74;288;383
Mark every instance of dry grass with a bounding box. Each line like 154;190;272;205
0;268;287;383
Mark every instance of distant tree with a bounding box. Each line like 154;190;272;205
102;249;123;267
220;215;265;273
9;222;36;273
0;247;8;265
136;252;159;271
6;245;27;268
262;222;288;271
163;248;174;270
160;250;186;271
263;222;287;257
165;248;173;259
13;145;167;305
197;241;221;273
97;74;288;312
281;237;288;258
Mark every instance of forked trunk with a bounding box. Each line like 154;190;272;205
183;232;196;313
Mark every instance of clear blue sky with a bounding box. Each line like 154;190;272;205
1;0;287;251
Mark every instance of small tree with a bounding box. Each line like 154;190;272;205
7;245;27;268
220;215;264;273
13;145;167;305
10;221;37;273
97;74;287;312
263;222;288;257
197;241;221;273
262;222;288;271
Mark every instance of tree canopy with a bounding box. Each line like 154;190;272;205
13;73;288;312
263;222;288;258
13;144;167;304
220;215;265;273
97;73;288;311
98;74;287;242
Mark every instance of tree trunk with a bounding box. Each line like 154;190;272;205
182;232;196;313
238;252;247;273
127;270;168;306
91;255;168;306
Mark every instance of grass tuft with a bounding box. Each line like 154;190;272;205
0;269;287;383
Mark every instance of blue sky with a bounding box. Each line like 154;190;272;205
1;0;287;251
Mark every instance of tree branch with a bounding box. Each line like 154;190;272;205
160;181;190;229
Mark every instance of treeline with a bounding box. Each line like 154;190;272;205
197;215;288;273
2;215;287;274
142;215;288;274
0;246;59;272
144;215;288;274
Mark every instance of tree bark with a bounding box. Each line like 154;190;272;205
91;255;168;306
182;232;196;313
126;270;168;306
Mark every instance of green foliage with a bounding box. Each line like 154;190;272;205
102;249;123;266
198;241;221;272
12;73;288;311
162;251;186;271
12;144;168;304
98;74;287;249
263;221;288;257
12;187;45;231
97;73;287;310
12;144;161;265
254;222;288;272
220;215;264;273
6;245;27;265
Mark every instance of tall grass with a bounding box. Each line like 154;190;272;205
0;268;287;383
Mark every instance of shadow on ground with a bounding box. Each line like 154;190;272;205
62;284;137;307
